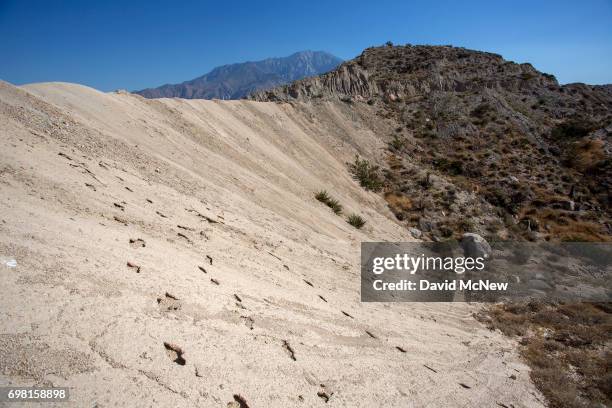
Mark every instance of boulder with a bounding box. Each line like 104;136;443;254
460;233;492;260
528;279;552;291
418;218;434;232
409;227;423;239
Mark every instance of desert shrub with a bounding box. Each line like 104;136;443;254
433;158;464;176
385;191;412;220
457;218;476;233
315;190;330;203
483;186;518;214
478;302;612;408
418;172;433;189
521;72;537;81
563;139;605;172
551;116;596;140
390;135;406;151
346;214;366;229
470;102;492;119
349;156;384;192
326;198;343;215
314;190;343;215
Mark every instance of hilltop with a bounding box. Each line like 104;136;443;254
252;44;612;243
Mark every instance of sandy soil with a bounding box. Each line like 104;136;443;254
0;80;545;407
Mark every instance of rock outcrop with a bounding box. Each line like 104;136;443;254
253;44;612;242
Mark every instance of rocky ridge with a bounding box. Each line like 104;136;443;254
252;44;612;242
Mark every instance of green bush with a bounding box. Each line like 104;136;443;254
315;190;330;203
315;190;343;215
390;135;405;151
433;158;464;176
349;156;384;192
327;198;343;215
347;213;366;229
551;117;596;140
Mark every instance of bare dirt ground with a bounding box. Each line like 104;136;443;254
0;81;545;407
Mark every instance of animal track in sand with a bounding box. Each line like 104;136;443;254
157;292;181;312
129;238;145;248
177;232;192;244
126;261;141;273
114;215;128;225
282;340;296;361
163;342;186;366
229;394;250;408
185;208;220;224
317;386;332;403
240;316;254;330
365;330;377;339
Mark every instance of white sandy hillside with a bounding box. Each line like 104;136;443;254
0;80;544;407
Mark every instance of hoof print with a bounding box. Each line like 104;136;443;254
163;342;186;366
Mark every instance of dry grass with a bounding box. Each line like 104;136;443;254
564;139;606;172
477;302;612;408
315;190;343;215
521;207;611;242
346;213;366;229
349;156;384;192
384;191;412;220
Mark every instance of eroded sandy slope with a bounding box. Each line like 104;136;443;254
0;81;544;407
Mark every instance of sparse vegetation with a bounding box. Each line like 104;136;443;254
315;190;330;202
433;157;464;176
315;190;343;215
346;213;366;229
349;156;384;192
385;191;412;221
260;43;612;408
477;302;612;408
551;116;596;140
326;198;343;215
390;134;406;151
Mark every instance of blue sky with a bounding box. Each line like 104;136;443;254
1;0;611;91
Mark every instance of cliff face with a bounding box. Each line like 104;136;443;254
134;51;342;100
253;44;612;242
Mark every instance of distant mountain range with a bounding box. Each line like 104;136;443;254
133;51;343;100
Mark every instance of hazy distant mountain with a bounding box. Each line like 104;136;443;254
133;51;343;99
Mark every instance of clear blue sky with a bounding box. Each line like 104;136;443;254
1;0;611;91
